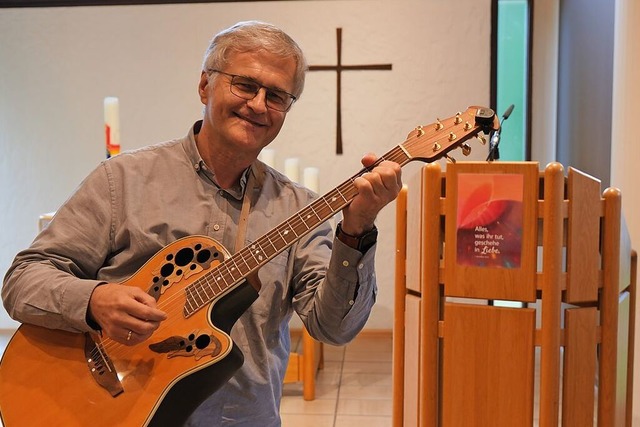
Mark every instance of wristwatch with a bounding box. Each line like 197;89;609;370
336;221;378;253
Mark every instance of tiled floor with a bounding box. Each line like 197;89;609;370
281;332;393;427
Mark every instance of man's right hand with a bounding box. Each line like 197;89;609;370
88;283;167;345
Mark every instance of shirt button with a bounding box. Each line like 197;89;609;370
218;190;225;196
348;300;355;305
342;260;350;267
213;224;220;231
358;263;364;269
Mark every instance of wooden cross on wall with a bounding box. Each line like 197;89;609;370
309;28;392;155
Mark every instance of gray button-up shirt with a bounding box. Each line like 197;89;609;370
2;121;378;426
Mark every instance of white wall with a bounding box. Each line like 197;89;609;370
611;0;640;422
0;0;492;329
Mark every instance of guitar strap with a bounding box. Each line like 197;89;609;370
234;160;265;253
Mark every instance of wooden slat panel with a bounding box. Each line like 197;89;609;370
403;295;421;427
626;250;637;427
539;162;564;427
616;292;632;426
406;170;425;293
562;307;598;426
441;303;536;426
599;187;622;426
443;162;539;302
566;167;601;303
393;185;408;427
419;163;444;427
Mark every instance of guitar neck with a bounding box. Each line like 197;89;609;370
183;106;499;316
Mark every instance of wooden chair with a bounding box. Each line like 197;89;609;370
393;161;636;426
284;326;324;400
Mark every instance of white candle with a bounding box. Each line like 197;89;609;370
303;167;319;193
284;158;300;183
259;148;276;168
104;97;121;158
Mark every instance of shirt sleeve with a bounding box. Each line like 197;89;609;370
290;223;377;346
2;163;114;333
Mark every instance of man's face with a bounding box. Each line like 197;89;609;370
198;50;297;156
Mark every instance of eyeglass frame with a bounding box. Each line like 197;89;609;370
207;69;297;112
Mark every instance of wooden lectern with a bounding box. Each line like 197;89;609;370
393;161;636;426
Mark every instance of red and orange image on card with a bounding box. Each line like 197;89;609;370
456;173;524;268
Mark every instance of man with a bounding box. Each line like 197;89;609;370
2;21;401;425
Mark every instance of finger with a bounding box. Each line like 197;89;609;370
360;152;378;168
128;289;167;322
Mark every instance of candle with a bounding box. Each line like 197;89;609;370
284;158;299;183
259;148;276;168
303;167;319;193
104;97;121;158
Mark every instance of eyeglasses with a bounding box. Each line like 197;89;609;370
208;69;297;112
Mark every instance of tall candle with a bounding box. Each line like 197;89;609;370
259;148;276;168
303;167;319;193
284;158;299;183
104;97;121;158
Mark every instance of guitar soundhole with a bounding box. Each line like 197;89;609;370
175;248;195;266
160;263;174;277
197;249;212;263
195;334;211;349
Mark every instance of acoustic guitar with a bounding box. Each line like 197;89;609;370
0;106;499;426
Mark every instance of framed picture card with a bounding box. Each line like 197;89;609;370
444;162;539;302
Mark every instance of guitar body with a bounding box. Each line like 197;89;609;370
0;236;258;427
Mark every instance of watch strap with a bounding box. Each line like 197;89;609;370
336;221;378;253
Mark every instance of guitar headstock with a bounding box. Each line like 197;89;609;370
402;106;499;163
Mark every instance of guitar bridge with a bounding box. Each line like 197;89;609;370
84;333;124;397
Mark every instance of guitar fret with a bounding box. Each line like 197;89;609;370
201;280;215;300
236;250;253;274
260;234;279;257
184;287;197;314
292;213;308;236
229;257;242;279
205;274;222;293
307;204;323;222
193;284;206;305
249;242;266;264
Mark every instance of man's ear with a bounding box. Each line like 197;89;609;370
198;71;210;102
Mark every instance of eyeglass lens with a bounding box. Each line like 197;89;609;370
230;76;293;112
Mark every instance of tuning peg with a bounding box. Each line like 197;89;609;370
454;112;462;124
445;154;457;163
477;135;487;145
415;125;425;137
434;119;444;131
461;143;471;156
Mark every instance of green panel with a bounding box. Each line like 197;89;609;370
497;1;528;160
